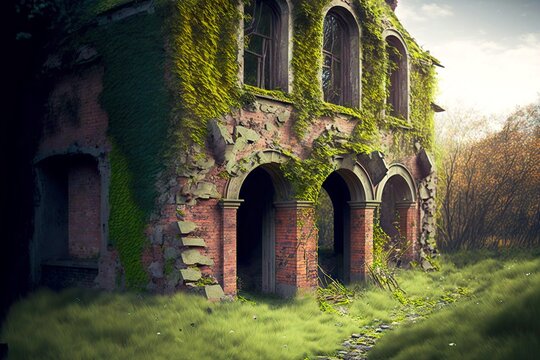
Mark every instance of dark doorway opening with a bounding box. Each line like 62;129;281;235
237;167;276;293
380;176;410;266
317;171;351;284
36;154;101;289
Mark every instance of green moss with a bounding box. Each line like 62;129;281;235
108;144;148;288
164;258;175;276
282;0;437;198
170;0;241;151
282;131;348;202
243;84;292;104
289;0;329;137
88;7;170;288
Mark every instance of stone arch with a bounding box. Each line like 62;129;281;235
330;155;375;202
224;149;292;201
375;163;418;262
375;163;417;203
383;28;410;121
321;2;362;107
316;155;377;284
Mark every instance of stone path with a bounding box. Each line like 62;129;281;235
315;323;395;360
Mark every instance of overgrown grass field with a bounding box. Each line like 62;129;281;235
369;250;540;360
2;250;539;359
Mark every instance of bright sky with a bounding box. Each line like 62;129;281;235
395;0;540;118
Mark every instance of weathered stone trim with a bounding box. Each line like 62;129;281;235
219;199;244;209
374;163;418;202
348;200;381;209
274;200;315;209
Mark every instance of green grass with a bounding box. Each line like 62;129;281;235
2;250;539;359
369;250;540;360
1;290;359;360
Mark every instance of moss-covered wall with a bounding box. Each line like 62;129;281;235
76;0;437;289
86;5;170;288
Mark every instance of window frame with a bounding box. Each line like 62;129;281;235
321;4;361;108
241;0;292;93
383;29;410;122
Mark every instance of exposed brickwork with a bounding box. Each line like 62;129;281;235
220;201;242;295
349;205;375;281
275;203;318;296
39;66;109;154
68;161;101;259
398;204;418;261
186;199;222;276
33;43;429;297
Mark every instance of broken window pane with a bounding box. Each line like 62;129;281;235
244;0;279;89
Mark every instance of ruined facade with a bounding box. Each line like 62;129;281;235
32;0;439;299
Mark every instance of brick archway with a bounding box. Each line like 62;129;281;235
319;156;379;283
223;149;292;201
220;149;306;296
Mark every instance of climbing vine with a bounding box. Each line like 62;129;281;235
86;2;171;288
170;0;242;151
280;0;437;200
62;0;437;288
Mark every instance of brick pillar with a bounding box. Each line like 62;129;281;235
396;202;418;262
274;201;317;297
348;201;380;282
220;199;243;296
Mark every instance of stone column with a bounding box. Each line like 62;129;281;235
274;201;317;297
348;201;380;282
396;201;418;262
219;199;243;296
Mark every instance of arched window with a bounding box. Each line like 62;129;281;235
322;8;360;107
385;32;409;120
244;0;281;90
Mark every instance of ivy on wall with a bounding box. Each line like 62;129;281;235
282;0;437;201
77;0;437;287
87;6;170;288
171;0;241;151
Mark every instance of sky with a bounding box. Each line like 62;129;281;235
395;0;540;118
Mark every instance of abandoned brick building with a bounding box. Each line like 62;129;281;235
32;0;439;299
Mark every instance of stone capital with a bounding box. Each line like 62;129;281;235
273;200;315;209
348;200;381;209
219;198;244;209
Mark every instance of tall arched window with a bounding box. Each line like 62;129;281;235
244;0;281;90
323;12;348;105
322;8;360;107
385;31;409;120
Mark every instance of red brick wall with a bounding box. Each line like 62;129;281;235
145;96;427;295
39;66;109;154
275;204;318;295
350;206;375;281
68;161;101;259
221;204;240;295
398;205;418;261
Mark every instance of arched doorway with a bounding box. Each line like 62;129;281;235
317;171;351;284
377;165;417;264
316;161;376;284
237;166;276;293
